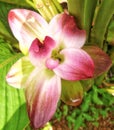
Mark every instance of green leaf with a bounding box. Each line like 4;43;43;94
0;0;30;7
90;107;99;120
92;86;103;105
32;0;63;22
82;113;94;121
0;21;14;41
99;109;108;118
0;40;29;130
63;105;69;116
74;114;84;130
91;0;114;48
68;0;98;41
61;80;83;106
80;93;91;112
0;2;17;42
107;18;114;45
67;116;75;123
0;1;31;42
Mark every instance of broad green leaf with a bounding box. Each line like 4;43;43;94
91;0;114;48
0;2;18;42
68;0;98;41
0;40;29;130
107;18;114;45
61;80;83;106
0;1;31;42
0;21;11;37
32;0;63;21
0;0;30;7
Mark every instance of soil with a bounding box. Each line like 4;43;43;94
51;112;114;130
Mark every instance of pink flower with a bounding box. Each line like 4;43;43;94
6;9;111;129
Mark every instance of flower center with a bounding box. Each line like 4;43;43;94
45;48;64;70
51;49;64;62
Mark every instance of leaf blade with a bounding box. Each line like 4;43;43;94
0;40;29;130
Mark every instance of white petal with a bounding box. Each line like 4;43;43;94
8;9;49;54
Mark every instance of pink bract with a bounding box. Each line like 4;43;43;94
7;9;112;129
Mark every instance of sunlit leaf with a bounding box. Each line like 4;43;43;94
0;40;29;130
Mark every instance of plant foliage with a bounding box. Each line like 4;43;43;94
0;39;29;130
54;85;114;130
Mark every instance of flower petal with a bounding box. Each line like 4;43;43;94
8;9;48;54
29;36;56;66
25;68;61;129
54;48;94;81
6;56;34;88
83;46;112;77
61;80;83;106
49;13;86;48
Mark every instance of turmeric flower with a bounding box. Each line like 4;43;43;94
6;9;111;129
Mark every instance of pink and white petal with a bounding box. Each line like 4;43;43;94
49;13;86;48
48;14;64;47
6;56;34;88
25;68;61;129
45;58;60;70
29;36;56;66
54;48;94;81
8;9;49;54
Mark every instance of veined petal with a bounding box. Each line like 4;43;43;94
54;48;94;81
25;68;61;129
6;56;34;88
83;46;112;77
8;9;48;54
49;13;86;48
29;36;56;66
